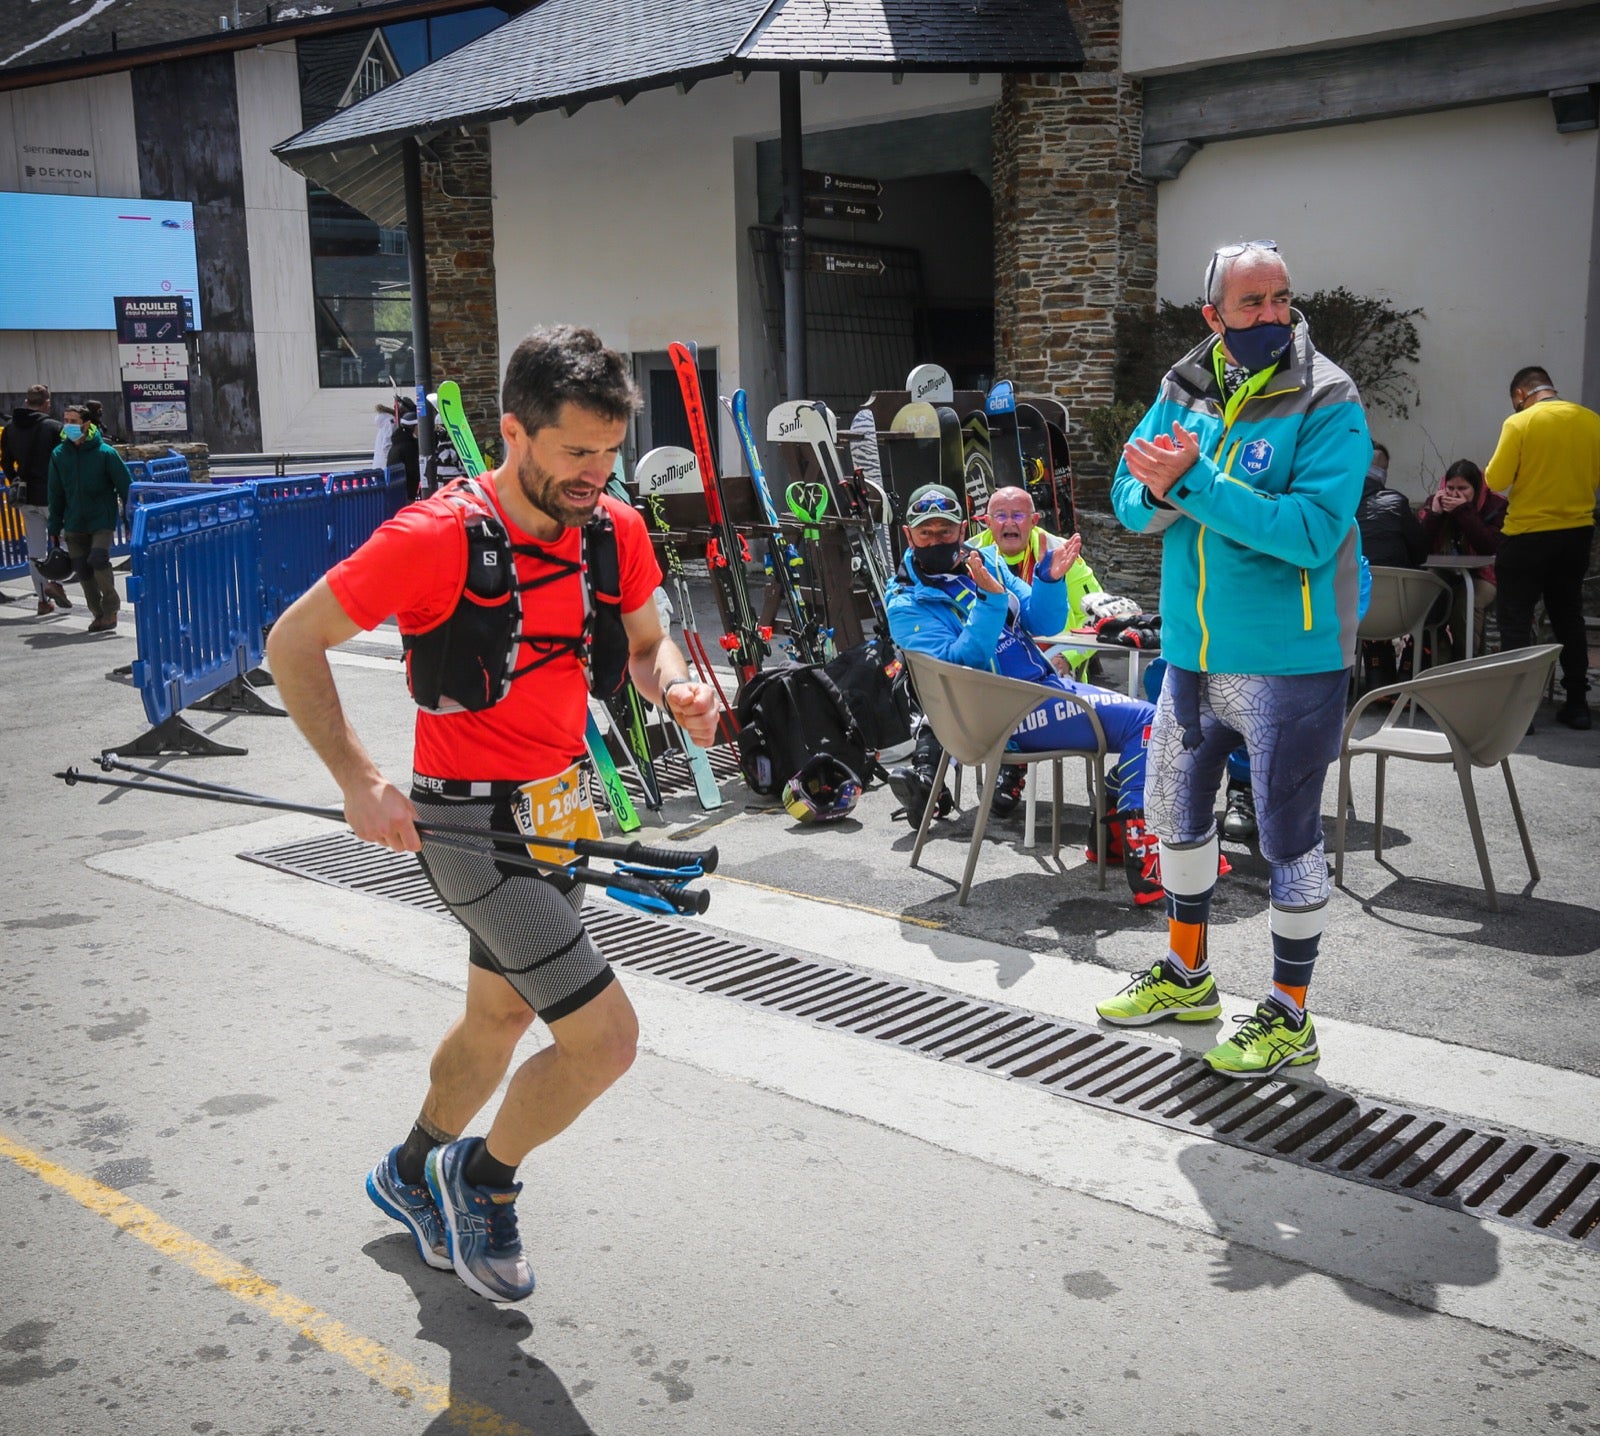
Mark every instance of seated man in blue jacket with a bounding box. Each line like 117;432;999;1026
886;483;1169;904
1103;239;1369;1079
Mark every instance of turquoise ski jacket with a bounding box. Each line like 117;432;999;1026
1110;318;1369;675
886;546;1067;671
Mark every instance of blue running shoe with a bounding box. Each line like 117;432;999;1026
425;1137;535;1303
366;1146;451;1271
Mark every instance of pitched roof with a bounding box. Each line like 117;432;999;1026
0;0;495;87
276;0;1083;156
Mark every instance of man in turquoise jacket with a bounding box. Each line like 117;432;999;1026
1100;241;1369;1078
47;403;132;632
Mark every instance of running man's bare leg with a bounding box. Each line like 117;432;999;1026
483;978;638;1166
420;964;537;1139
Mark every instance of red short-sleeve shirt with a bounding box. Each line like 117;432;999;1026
327;484;662;781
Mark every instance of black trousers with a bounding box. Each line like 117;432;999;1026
1496;525;1594;699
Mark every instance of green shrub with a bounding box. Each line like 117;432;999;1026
1087;287;1424;469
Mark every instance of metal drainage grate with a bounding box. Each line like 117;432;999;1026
242;831;1600;1249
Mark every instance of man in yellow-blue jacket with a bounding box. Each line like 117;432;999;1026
1101;240;1369;1078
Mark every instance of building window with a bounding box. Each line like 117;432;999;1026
354;53;387;102
308;185;413;389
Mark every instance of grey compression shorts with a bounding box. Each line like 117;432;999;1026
411;783;614;1023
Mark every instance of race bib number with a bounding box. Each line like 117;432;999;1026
509;762;601;866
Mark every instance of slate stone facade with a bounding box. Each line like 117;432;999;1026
993;0;1162;604
421;128;500;463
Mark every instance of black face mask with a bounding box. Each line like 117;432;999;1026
912;540;967;575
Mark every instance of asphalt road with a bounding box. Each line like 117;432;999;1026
2;571;1598;1436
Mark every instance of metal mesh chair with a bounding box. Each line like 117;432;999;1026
903;650;1109;906
1360;566;1453;722
1333;644;1560;910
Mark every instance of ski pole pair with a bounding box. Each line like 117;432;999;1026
58;758;717;918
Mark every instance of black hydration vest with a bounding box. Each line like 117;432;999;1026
402;477;630;714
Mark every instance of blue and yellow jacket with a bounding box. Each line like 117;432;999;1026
1110;318;1369;675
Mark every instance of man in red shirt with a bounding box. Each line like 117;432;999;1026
268;327;718;1303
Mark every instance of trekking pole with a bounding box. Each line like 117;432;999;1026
84;757;717;871
57;766;714;915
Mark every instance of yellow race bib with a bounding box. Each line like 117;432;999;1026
509;762;601;867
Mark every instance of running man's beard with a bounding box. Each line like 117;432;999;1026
518;454;598;527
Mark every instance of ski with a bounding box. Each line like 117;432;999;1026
985;380;1026;490
1015;402;1062;533
1045;417;1079;535
635;445;737;799
600;460;667;812
434;379;641;830
794;401;891;636
604;684;663;812
959;409;995;519
849;406;894;575
726;389;829;665
585;708;642;833
434;380;485;475
667;341;769;686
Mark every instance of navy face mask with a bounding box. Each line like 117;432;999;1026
1223;321;1291;374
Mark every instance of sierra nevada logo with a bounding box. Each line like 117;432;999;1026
1240;438;1274;475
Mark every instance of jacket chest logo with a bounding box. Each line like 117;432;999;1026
1239;438;1274;476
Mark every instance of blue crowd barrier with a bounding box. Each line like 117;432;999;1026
1;484;29;581
326;467;391;563
118;488;266;755
383;462;409;520
243;475;333;625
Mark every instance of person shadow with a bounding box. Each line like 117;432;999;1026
1173;1112;1501;1317
365;1236;597;1436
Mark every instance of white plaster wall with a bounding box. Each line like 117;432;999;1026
490;71;998;464
237;41;394;454
1121;0;1582;76
1155;99;1597;499
0;72;137;392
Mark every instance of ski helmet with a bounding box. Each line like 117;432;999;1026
781;754;863;825
32;547;74;583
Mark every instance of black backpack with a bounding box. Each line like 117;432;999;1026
735;638;912;796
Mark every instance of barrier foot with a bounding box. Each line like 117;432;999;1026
104;716;248;759
244;665;274;687
191;676;286;717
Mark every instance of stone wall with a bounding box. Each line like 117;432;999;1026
993;0;1160;601
422;128;500;464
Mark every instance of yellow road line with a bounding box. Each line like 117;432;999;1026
710;872;949;930
0;1130;536;1436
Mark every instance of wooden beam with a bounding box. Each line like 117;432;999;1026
1143;4;1600;176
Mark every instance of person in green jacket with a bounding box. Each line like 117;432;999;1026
47;404;131;632
970;484;1104;679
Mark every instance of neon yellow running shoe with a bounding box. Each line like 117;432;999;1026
1204;1002;1319;1078
1096;961;1222;1026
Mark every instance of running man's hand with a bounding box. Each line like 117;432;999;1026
665;680;720;749
344;776;420;852
1123;422;1200;499
1043;532;1082;582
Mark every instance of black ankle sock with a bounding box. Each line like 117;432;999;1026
395;1123;442;1185
464;1141;519;1190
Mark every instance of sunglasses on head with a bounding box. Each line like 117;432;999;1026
907;492;962;519
1204;239;1278;302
